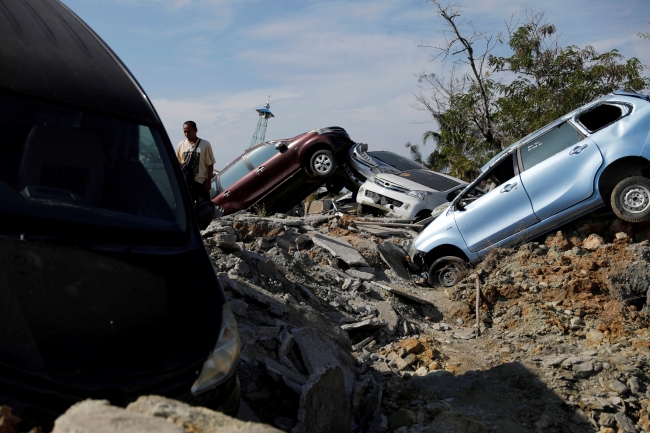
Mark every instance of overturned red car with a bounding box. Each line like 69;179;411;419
211;127;354;215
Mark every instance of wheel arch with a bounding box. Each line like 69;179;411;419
300;141;333;170
423;244;469;269
597;156;650;204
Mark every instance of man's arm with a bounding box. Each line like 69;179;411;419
204;164;214;191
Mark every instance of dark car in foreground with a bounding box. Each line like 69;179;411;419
412;91;650;287
211;127;354;215
0;0;240;424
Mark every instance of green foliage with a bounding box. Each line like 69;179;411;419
490;17;649;144
639;21;650;40
414;5;649;181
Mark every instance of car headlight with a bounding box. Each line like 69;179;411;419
191;303;241;395
359;187;365;195
406;190;431;200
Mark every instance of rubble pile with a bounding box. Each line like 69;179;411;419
202;211;650;433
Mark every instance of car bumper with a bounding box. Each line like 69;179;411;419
357;183;429;219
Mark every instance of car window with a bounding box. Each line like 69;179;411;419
368;151;425;171
520;122;582;171
577;104;626;133
246;144;280;168
219;158;250;190
0;93;186;231
458;154;515;206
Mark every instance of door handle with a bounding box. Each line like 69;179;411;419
569;144;588;155
256;166;265;175
223;190;231;198
500;182;517;193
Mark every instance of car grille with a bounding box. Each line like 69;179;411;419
365;190;404;207
372;177;409;194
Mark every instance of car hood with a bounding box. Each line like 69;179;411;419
374;170;465;192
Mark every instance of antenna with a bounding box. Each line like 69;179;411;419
249;95;274;149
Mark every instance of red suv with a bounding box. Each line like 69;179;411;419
212;127;354;215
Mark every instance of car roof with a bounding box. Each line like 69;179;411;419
480;91;650;172
0;0;159;124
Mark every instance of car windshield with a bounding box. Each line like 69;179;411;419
0;93;187;231
368;151;425;171
395;170;462;191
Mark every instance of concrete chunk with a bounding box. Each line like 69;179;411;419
292;367;352;433
126;395;283;433
374;283;433;305
340;318;388;332
291;327;357;396
377;242;410;280
53;399;185;433
312;234;369;266
376;301;400;334
345;268;375;281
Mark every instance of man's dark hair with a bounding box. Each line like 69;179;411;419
184;120;197;130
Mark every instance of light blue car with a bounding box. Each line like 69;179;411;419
412;90;650;287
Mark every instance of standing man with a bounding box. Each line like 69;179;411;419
176;121;215;204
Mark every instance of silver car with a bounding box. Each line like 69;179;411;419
356;169;468;221
331;143;426;193
412;90;650;287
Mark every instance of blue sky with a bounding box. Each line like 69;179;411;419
61;0;650;170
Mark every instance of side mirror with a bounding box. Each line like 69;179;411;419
274;141;287;150
456;201;466;211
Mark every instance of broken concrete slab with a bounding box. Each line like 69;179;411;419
374;283;434;305
303;215;329;226
345;268;374;281
291;327;357;396
377;242;411;280
312;233;369;266
340;318;388;332
376;301;400;334
359;226;407;237
220;275;289;317
260;357;308;394
53;400;185;433
292;367;352;433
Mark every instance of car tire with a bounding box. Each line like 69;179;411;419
309;149;337;177
611;176;650;222
326;179;344;195
413;210;432;223
427;256;467;288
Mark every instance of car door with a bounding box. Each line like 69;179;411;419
517;122;603;220
454;153;539;253
214;157;255;213
245;143;296;203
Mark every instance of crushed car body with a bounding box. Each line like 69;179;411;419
356;169;468;221
412;91;650;287
211;127;354;215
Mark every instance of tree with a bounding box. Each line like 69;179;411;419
412;1;501;180
413;2;649;180
490;11;649;144
639;21;650;40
